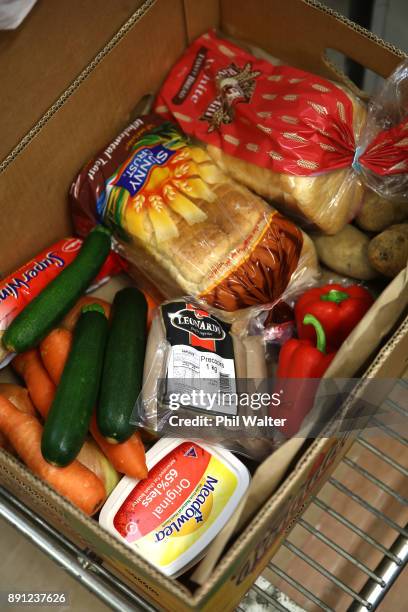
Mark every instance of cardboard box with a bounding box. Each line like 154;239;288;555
0;1;407;610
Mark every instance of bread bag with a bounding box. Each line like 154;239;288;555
155;31;408;234
70;115;317;315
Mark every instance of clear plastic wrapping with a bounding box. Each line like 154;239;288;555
133;299;277;461
71;115;318;319
355;60;408;202
155;31;407;235
133;273;371;461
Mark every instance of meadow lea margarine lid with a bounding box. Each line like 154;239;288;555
99;438;250;577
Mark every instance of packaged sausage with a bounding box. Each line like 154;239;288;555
135;300;280;460
0;237;123;367
70;115;318;315
155;31;408;234
99;438;250;577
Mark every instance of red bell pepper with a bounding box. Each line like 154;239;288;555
295;283;374;350
275;314;336;438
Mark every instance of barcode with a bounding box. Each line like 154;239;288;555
219;372;234;392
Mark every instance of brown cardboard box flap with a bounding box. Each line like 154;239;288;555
0;0;151;164
221;0;405;90
0;0;188;275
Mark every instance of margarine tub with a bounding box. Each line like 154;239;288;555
99;438;250;577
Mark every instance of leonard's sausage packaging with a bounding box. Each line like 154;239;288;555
138;299;280;460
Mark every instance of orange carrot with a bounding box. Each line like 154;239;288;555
0;396;106;515
39;328;72;385
61;292;157;332
90;414;148;480
0;384;35;453
0;430;11;450
62;297;111;331
144;291;159;330
0;383;36;416
13;350;56;419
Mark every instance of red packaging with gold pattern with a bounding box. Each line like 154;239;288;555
70;116;318;316
155;31;408;234
0;237;124;367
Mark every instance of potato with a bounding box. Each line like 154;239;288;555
356;191;408;232
313;225;378;280
368;224;408;278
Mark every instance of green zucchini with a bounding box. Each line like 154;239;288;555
41;305;108;467
3;226;111;353
97;287;147;443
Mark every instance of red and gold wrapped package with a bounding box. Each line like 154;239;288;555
155;31;408;233
0;238;123;366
